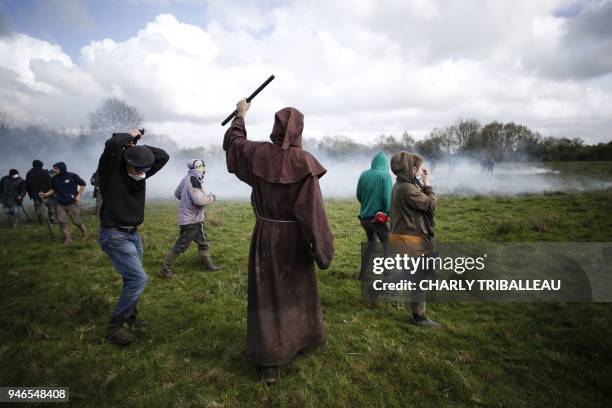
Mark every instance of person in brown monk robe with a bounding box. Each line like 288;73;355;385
223;98;334;385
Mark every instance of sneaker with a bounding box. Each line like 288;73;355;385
159;268;174;279
410;316;443;328
107;327;136;345
261;367;278;385
63;237;73;245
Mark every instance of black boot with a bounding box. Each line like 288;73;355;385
261;366;278;385
106;320;136;345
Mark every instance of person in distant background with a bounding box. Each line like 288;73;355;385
26;159;56;224
1;169;26;227
90;170;102;215
356;151;392;280
39;162;87;244
487;157;495;175
159;159;222;279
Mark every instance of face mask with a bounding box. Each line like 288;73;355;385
195;165;205;179
128;172;146;181
12;174;19;179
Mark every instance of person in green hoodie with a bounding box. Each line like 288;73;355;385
356;152;393;279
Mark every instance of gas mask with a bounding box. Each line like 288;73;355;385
195;164;205;180
128;173;146;182
127;166;149;182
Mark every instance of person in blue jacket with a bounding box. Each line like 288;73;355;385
39;162;87;244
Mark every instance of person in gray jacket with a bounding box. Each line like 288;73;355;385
160;159;223;278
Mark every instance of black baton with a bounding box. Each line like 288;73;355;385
221;75;275;126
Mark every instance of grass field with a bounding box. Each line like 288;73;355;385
1;167;612;406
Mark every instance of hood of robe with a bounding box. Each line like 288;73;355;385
249;107;327;184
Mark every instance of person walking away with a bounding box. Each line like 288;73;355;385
39;162;88;244
1;169;26;227
25;160;57;223
224;99;334;384
97;129;169;346
356;151;392;281
389;151;442;328
160;159;222;278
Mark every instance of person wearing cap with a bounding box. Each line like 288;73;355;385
159;159;222;279
39;162;88;244
25;159;57;224
97;128;169;346
0;169;26;227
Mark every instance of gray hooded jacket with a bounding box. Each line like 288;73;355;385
175;168;213;225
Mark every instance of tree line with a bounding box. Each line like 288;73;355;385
308;118;612;162
1;99;611;167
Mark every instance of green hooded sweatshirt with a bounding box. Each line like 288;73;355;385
356;152;393;218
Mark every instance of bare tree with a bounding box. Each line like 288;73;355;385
454;118;481;151
89;98;144;136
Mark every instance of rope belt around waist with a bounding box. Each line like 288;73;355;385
254;212;298;223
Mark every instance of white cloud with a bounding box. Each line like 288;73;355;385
1;0;611;146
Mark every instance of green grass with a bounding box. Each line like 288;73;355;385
1;190;612;407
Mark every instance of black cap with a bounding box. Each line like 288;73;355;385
123;146;155;168
33;160;43;168
9;169;18;176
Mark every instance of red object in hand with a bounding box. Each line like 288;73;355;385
374;211;389;224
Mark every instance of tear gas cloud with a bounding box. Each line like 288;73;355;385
1;136;610;201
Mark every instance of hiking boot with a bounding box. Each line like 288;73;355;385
159;268;174;279
410;316;443;328
159;250;179;279
107;326;136;346
79;225;90;240
199;250;223;271
261;367;278;385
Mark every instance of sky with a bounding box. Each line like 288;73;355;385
1;0;612;147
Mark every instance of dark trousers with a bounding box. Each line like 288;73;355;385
359;216;390;275
172;222;210;254
33;197;57;223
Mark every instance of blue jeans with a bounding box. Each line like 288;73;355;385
98;227;148;323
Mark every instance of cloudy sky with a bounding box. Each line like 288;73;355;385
1;0;611;147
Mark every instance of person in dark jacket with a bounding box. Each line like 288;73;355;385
1;169;26;227
90;171;102;215
356;152;392;280
39;162;87;244
25;159;57;223
224;99;333;385
97;129;169;346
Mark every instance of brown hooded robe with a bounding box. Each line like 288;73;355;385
223;108;334;366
